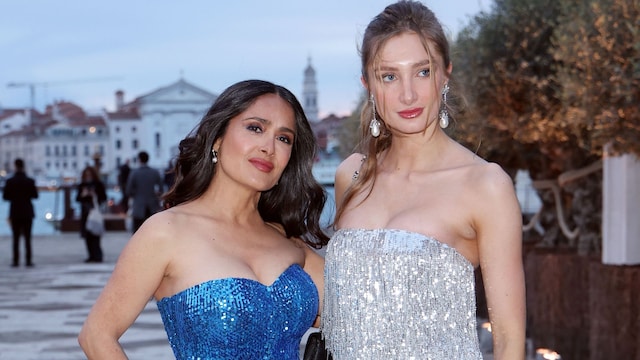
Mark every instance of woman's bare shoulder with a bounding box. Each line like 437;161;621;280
472;162;514;189
462;161;518;210
132;206;191;246
335;153;366;181
452;142;511;188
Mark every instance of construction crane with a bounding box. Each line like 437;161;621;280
6;76;123;111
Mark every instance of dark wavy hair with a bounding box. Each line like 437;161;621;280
163;79;329;248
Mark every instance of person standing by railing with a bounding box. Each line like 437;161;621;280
3;158;38;267
76;166;107;263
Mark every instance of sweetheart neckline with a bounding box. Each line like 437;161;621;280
158;263;305;302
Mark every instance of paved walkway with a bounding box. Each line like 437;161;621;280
0;232;497;360
0;232;179;359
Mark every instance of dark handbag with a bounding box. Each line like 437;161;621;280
303;331;332;360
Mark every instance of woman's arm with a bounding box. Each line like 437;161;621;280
476;164;526;360
301;241;325;328
78;215;173;359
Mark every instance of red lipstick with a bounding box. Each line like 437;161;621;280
398;108;423;119
249;158;274;172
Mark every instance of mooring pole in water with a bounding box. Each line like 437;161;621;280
63;185;74;220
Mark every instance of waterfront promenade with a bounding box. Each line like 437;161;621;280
0;231;322;359
0;231;177;359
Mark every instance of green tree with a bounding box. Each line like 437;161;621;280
552;0;640;156
551;0;639;253
450;0;634;254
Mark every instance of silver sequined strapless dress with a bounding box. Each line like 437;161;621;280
322;228;482;360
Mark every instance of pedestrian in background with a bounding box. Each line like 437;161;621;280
126;151;163;233
117;159;131;214
76;166;107;263
3;158;38;267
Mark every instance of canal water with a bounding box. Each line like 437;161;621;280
0;186;337;237
0;187;119;236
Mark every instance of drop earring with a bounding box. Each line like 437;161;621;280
438;83;450;129
369;94;381;138
211;149;218;164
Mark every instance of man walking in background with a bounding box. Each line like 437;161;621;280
3;158;38;267
126;151;163;233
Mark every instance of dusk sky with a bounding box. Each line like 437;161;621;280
1;0;491;117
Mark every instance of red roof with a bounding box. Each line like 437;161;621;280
45;101;86;120
108;108;140;120
0;108;41;122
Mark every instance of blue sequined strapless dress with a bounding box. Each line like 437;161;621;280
157;264;318;360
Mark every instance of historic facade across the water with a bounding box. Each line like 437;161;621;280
0;61;346;186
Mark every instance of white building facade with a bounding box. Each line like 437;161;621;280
1;69;341;186
0;78;217;184
0;103;109;182
106;79;217;175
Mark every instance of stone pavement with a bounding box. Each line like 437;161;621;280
0;231;175;359
0;231;323;360
0;232;498;360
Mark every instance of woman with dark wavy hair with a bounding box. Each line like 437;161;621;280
79;79;329;359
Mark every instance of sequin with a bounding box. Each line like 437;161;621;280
157;264;318;360
322;228;482;359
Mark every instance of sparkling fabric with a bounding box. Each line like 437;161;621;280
322;228;482;360
157;264;318;360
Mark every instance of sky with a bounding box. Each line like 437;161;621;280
0;0;491;118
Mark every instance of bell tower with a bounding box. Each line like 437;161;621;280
302;57;319;122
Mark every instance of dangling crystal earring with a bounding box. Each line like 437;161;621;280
369;94;381;138
211;149;218;164
439;83;450;129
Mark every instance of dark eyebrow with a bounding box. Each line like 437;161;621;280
377;59;431;72
246;116;296;136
